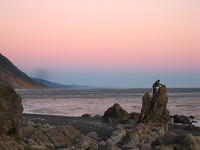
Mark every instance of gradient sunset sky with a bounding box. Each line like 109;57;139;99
0;0;200;87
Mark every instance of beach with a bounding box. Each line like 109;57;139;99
1;85;200;150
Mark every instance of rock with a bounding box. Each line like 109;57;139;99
108;125;126;144
106;145;121;150
139;86;170;130
121;142;140;150
103;103;129;124
189;115;195;120
174;134;200;150
40;125;80;148
124;112;140;125
173;115;191;125
0;122;99;150
99;140;106;146
138;143;152;150
153;133;200;150
19;125;36;138
125;123;165;147
0;135;25;150
120;86;170;149
152;132;177;146
72;135;98;150
128;112;140;121
25;145;48;150
81;114;92;118
94;115;101;118
87;131;99;140
155;145;173;150
0;85;23;136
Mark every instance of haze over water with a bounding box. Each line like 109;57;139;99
17;88;200;119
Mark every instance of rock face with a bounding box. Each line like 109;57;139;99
0;85;23;136
103;103;129;124
139;86;170;129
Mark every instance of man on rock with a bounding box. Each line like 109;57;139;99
152;80;163;96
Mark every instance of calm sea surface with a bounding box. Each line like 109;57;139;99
16;88;200;119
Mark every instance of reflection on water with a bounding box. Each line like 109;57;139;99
16;88;200;119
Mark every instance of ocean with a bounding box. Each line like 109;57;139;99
16;88;200;120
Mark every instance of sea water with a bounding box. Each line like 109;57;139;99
16;88;200;120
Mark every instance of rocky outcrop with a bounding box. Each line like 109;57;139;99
103;103;129;124
116;86;170;149
0;118;99;150
139;86;170;129
0;85;23;136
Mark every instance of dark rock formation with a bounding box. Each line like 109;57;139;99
139;86;170;129
173;114;191;125
0;84;23;136
81;113;92;118
103;103;129;124
118;86;170;149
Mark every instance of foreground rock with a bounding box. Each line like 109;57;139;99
0;85;99;150
0;118;99;150
153;132;200;150
103;103;129;124
0;85;23;136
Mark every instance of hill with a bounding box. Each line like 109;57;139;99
32;77;93;88
0;53;45;88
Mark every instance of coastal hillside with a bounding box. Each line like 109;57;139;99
0;53;45;88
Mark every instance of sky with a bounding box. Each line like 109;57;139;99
0;0;200;87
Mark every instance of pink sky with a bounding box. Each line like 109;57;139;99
0;0;200;87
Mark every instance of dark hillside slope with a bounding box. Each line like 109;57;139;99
0;53;45;88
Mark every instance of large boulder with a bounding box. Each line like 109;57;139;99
103;103;129;124
0;85;23;136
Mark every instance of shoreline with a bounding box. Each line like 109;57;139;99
23;112;200;127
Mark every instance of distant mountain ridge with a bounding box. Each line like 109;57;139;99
0;53;45;88
32;77;93;88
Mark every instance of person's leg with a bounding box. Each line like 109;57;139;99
153;88;156;96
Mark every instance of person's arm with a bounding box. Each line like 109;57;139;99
159;83;164;87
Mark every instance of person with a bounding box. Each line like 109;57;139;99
152;80;163;96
